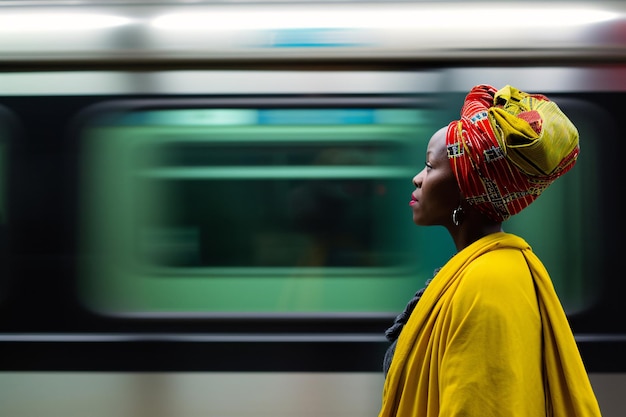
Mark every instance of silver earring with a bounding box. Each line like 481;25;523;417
452;205;464;226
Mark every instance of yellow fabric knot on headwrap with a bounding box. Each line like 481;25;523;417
489;85;579;177
446;84;580;221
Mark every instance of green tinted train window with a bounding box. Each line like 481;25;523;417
79;105;451;316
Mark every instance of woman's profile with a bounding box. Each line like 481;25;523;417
379;85;602;417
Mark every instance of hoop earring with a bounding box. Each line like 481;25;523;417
452;205;464;226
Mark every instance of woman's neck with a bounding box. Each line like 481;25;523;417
449;213;503;253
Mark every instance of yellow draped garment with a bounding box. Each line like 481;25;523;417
379;232;601;417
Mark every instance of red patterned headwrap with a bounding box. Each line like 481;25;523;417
446;84;579;222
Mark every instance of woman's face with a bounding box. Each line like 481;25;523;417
409;127;461;226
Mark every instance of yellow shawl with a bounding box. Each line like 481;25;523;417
379;232;601;417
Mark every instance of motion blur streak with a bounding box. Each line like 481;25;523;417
0;373;622;417
0;13;132;32
151;5;619;31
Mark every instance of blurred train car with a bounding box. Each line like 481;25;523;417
1;0;626;416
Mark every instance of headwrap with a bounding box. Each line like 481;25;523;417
446;84;579;221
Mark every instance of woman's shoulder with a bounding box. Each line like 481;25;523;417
458;246;535;296
449;245;542;328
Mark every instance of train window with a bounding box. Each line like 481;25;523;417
78;101;454;317
77;96;605;319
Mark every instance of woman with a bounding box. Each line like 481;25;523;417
379;85;602;417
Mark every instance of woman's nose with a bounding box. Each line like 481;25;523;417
412;172;422;188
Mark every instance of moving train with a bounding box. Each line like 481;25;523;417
0;0;625;416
